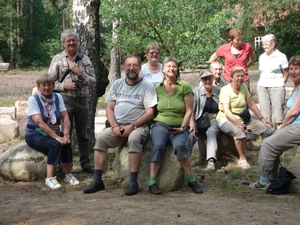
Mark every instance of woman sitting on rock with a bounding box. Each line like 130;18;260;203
250;56;300;190
25;74;79;189
216;67;274;170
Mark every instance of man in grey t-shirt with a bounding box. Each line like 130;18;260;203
84;54;157;196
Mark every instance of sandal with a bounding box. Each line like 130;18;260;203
249;181;270;190
238;159;250;170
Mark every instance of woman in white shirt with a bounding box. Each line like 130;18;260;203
258;34;289;129
140;42;164;86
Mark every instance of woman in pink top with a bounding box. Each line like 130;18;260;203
209;28;257;90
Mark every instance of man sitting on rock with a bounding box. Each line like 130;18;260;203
83;54;157;196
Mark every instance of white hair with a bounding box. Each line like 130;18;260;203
261;34;276;45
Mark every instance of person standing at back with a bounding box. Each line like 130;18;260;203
48;29;96;174
209;28;257;90
140;42;164;86
257;34;289;129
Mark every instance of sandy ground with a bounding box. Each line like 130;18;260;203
1;179;300;225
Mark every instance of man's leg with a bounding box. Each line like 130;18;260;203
75;97;93;172
83;128;126;194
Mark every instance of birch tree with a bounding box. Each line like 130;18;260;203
72;0;109;151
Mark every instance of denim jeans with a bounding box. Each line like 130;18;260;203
150;122;190;163
25;130;72;165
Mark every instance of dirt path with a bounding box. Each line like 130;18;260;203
1;176;300;225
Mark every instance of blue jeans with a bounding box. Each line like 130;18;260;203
62;95;90;169
25;130;72;165
150;122;190;163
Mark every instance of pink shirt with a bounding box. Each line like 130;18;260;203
216;43;254;81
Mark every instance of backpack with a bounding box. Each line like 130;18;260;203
266;166;297;195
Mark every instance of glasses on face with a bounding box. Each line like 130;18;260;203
148;51;160;55
125;64;139;69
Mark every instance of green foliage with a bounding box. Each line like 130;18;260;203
101;0;233;69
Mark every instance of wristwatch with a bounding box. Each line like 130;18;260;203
130;123;137;130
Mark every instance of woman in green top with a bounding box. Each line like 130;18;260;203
148;56;203;195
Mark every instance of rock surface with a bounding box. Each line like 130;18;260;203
0;144;47;181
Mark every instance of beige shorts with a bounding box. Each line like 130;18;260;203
94;124;149;154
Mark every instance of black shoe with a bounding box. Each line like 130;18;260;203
245;140;260;151
149;183;162;195
83;181;105;194
82;165;94;174
188;181;203;194
125;182;138;196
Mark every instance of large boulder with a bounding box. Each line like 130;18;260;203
15;101;28;119
0;107;16;120
288;145;300;193
112;138;184;192
0;144;47;181
0;118;20;141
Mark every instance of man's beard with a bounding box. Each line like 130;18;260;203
126;71;139;80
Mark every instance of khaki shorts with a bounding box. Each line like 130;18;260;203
94;124;149;154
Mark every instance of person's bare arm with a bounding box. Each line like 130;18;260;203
282;68;289;83
246;97;270;126
247;52;257;68
209;52;219;63
280;90;300;129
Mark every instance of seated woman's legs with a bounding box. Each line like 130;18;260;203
219;121;249;169
150;123;169;178
250;124;300;189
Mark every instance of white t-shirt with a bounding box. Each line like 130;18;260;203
258;49;288;87
106;77;157;124
27;93;66;116
141;63;164;86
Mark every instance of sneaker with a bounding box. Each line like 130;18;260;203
149;183;162;195
206;162;215;173
249;181;271;190
188;181;203;194
64;174;80;185
45;177;62;189
246;140;260;151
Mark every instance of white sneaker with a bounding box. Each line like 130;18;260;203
64;174;80;185
45;177;62;189
206;162;215;173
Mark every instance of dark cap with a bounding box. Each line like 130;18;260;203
200;70;213;78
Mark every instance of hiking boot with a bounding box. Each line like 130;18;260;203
206;162;215;173
45;177;61;189
246;140;260;151
249;181;271;190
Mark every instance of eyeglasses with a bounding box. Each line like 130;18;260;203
149;51;159;55
125;64;139;69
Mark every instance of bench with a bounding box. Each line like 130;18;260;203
0;63;9;74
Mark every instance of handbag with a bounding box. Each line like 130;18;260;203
196;97;212;132
196;112;210;132
233;108;251;123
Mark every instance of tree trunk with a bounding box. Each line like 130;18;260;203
72;0;109;152
110;19;121;81
110;48;121;82
30;0;34;36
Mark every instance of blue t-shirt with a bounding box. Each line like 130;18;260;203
286;89;300;124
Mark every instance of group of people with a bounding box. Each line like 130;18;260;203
25;28;300;195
